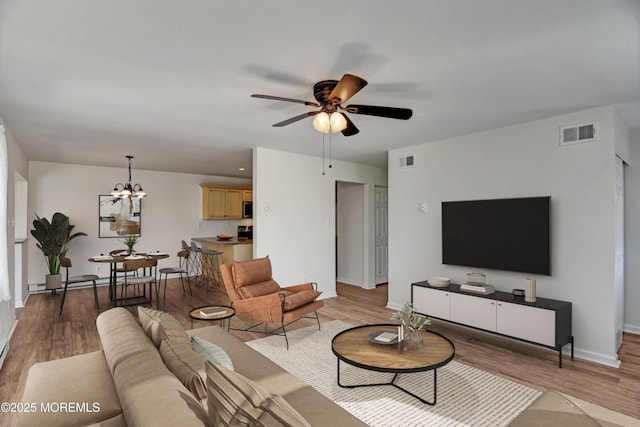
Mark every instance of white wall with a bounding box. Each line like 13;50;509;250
388;106;624;367
254;147;387;298
625;129;640;334
1;117;28;345
337;181;364;286
27;161;251;287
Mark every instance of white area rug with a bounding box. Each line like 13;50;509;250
247;320;541;427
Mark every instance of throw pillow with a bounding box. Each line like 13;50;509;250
205;361;310;427
159;338;207;400
232;256;272;288
192;336;234;371
281;289;322;311
138;306;190;348
237;279;281;299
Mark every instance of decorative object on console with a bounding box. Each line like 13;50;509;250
466;271;486;286
427;276;450;288
525;278;537;302
512;289;525;297
391;301;430;352
462;271;495;294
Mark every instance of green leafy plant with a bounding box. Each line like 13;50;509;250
391;301;430;333
122;234;139;253
31;212;87;275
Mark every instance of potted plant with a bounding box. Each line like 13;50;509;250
31;212;87;293
391;301;430;351
122;234;139;254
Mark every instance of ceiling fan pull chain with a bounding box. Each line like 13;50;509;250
322;133;326;175
329;129;333;169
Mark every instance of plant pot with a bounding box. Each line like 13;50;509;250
45;273;62;291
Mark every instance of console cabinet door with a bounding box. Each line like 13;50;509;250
450;293;496;332
496;302;555;347
413;287;451;320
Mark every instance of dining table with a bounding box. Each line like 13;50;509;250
89;251;170;306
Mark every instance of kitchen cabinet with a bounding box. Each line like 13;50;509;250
243;190;253;202
201;185;248;220
412;281;573;367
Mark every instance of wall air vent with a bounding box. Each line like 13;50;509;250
560;122;597;146
398;155;415;168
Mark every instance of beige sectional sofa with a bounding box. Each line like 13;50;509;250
17;307;366;427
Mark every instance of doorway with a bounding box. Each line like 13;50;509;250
335;181;364;286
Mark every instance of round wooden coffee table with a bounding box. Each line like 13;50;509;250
331;323;455;405
189;305;235;329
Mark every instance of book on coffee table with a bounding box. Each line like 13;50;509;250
375;332;398;343
199;307;227;317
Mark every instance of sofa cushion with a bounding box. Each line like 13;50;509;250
205;361;310;427
282;289;322;312
138;306;191;347
159;338;207;400
192;335;234;371
232;256;272;288
113;349;209;427
17;350;122;427
189;325;368;426
97;307;158;374
237;279;281;299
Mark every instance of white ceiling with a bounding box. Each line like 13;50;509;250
1;0;639;178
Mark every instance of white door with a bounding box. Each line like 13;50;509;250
374;186;388;284
615;156;625;350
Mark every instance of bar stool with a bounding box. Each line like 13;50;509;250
189;242;203;286
200;245;224;289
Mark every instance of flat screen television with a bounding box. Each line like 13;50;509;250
442;196;551;275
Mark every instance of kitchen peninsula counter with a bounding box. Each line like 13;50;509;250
192;237;253;263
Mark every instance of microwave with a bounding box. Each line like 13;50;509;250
242;201;252;218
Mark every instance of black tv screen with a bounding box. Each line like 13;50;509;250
442;196;551;275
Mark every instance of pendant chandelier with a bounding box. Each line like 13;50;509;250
110;155;147;199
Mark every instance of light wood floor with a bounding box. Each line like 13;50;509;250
1;279;639;426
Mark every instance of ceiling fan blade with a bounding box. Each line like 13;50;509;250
340;113;360;137
251;94;320;107
328;74;368;105
272;111;319;127
344;104;413;120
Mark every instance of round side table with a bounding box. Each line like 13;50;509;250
189;305;235;329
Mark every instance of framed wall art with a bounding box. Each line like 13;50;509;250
98;195;142;238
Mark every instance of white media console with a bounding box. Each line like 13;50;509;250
412;281;573;367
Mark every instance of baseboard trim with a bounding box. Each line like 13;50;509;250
624;323;640;335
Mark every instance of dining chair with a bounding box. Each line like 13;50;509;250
59;256;99;315
120;257;157;307
157;250;192;305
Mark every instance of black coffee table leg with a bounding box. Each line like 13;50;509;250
336;359;437;405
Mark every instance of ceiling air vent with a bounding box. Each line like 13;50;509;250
398;155;415;169
560;122;597;146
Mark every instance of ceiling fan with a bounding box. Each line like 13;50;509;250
251;73;413;136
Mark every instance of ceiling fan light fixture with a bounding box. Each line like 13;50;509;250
312;112;331;133
330;112;347;133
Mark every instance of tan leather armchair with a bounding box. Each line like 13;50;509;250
220;256;323;348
